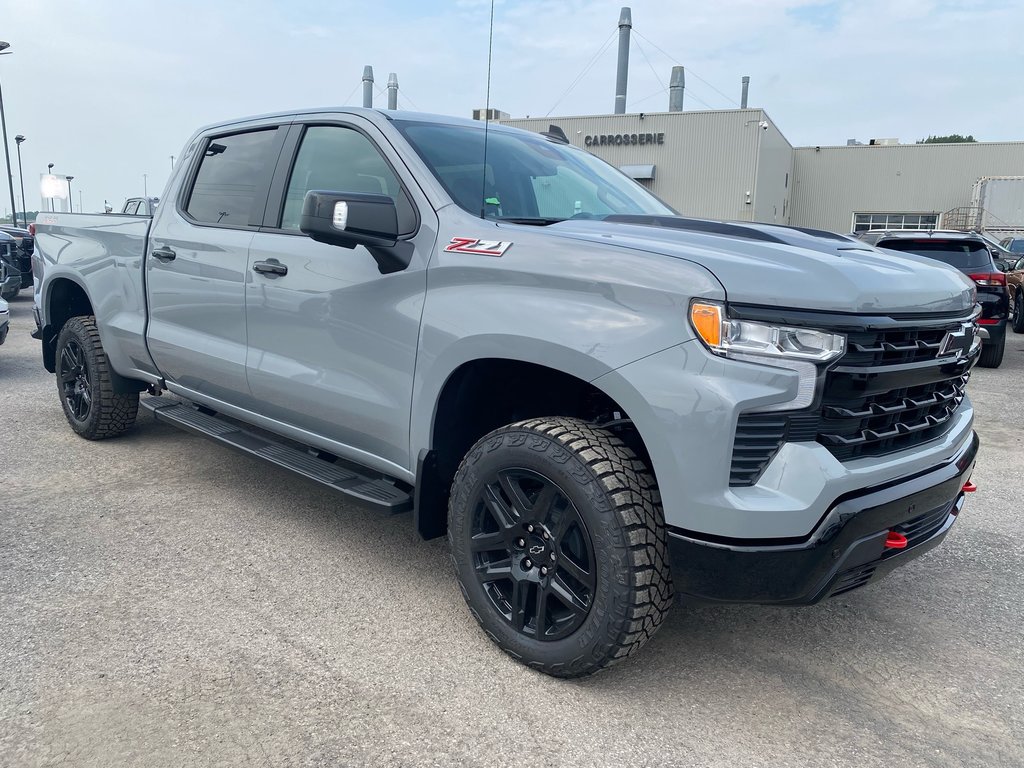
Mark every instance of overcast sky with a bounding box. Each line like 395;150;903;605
0;0;1020;215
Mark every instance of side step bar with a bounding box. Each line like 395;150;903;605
140;396;413;514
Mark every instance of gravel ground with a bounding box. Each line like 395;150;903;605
1;291;1022;767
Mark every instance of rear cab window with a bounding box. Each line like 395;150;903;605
184;128;281;227
878;239;994;270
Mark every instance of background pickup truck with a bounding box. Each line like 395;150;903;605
33;108;980;677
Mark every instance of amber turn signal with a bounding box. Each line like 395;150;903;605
690;303;723;347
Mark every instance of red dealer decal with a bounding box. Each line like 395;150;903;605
443;237;513;256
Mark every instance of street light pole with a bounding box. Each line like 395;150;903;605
143;173;148;196
46;163;54;211
66;176;74;213
14;134;26;225
0;41;20;227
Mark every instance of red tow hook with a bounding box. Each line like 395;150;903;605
884;531;908;550
962;480;977;493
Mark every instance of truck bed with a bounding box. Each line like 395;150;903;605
34;212;158;382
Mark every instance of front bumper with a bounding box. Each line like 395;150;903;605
667;430;979;604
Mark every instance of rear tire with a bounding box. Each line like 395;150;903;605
56;316;139;439
448;417;673;678
1012;293;1024;334
0;284;18;301
978;336;1005;368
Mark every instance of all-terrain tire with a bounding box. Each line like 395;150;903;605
978;336;1005;368
1012;293;1024;334
56;316;139;439
448;417;674;678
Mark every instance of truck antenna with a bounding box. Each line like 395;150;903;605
479;0;495;219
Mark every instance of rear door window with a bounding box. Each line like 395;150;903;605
878;239;993;270
185;129;280;226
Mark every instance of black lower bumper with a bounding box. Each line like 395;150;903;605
668;431;979;605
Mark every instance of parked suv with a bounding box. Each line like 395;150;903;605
1004;255;1024;333
859;230;1008;367
0;224;34;293
0;231;24;301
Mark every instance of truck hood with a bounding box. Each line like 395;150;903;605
542;217;976;315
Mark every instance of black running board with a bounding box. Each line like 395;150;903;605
140;396;413;514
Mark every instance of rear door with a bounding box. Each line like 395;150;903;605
244;115;435;474
146;121;288;406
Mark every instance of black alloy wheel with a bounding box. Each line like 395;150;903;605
470;468;596;642
448;417;674;678
54;315;139;439
59;338;93;422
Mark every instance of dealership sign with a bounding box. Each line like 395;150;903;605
584;132;665;147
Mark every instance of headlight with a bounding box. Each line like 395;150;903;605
689;302;846;363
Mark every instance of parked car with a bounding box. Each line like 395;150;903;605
1005;255;1024;333
999;236;1024;254
0;231;24;301
858;230;1008;367
0;295;8;345
33;109;980;677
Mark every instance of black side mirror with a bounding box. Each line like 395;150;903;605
299;191;399;250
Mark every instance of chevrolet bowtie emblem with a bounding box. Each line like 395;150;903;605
937;322;976;361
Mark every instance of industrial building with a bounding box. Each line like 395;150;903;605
500;110;1024;235
493;7;1024;235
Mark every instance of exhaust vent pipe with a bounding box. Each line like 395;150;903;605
668;66;684;112
614;7;632;114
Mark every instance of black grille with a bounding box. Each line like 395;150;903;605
730;314;975;486
818;374;968;461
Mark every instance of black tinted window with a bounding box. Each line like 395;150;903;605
879;239;993;270
186;129;279;225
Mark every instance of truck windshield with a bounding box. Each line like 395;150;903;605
394;120;674;223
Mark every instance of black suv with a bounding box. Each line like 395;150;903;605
0;225;34;298
858;230;1008;368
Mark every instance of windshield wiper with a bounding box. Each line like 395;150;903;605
493;216;566;226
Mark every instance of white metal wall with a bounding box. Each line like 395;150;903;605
790;142;1024;233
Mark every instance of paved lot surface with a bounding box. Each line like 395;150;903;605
1;291;1022;767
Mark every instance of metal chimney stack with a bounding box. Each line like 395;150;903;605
668;66;685;112
614;7;632;114
387;73;399;110
741;76;750;109
362;66;374;108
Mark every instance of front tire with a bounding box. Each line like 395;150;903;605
448;417;673;678
56;316;139;439
1012;293;1024;334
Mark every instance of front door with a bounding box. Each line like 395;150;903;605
147;124;286;407
245;118;435;475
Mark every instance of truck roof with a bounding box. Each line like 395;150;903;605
194;107;527;138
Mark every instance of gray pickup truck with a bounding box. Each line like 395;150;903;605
33;108;980;677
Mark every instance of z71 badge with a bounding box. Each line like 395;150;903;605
443;237;513;257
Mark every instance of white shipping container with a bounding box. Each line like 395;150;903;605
970;176;1024;230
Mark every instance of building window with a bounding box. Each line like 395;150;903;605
852;212;939;233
